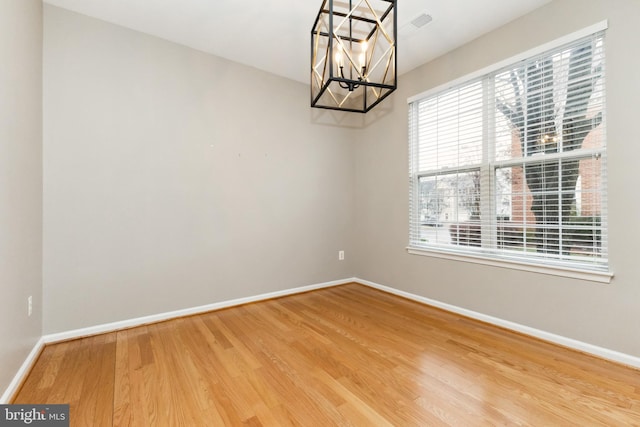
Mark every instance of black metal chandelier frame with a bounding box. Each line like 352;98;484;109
311;0;397;113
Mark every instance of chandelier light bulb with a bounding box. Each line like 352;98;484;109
359;52;366;69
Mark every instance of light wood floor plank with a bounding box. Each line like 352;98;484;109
12;283;640;426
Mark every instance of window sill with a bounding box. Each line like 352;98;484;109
406;246;613;284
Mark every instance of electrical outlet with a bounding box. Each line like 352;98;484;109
28;296;32;317
338;250;345;261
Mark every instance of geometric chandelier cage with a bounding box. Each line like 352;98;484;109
311;0;396;113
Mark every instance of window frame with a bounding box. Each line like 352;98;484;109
407;21;613;284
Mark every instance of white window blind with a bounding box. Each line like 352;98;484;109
408;29;608;273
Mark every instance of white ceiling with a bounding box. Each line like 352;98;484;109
44;0;551;84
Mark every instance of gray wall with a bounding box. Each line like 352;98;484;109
43;5;356;333
0;0;43;395
354;0;640;357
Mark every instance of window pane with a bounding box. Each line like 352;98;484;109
418;171;482;247
417;81;483;171
495;156;602;260
494;35;605;161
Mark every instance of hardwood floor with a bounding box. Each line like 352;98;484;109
13;283;640;426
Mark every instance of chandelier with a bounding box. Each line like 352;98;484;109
311;0;396;113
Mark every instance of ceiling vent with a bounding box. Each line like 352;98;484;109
399;12;432;38
411;13;433;28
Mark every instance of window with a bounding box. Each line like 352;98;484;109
408;25;609;278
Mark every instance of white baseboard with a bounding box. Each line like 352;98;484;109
43;278;356;344
0;337;45;403
354;277;640;370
